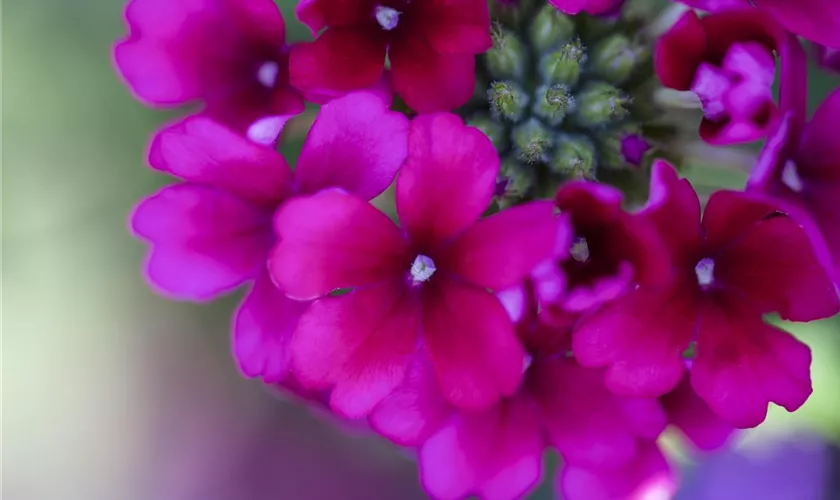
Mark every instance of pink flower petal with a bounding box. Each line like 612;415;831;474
701;190;783;252
548;0;623;15
640;161;703;260
390;37;477;112
396;113;498;251
233;272;310;382
369;356;452;447
533;358;667;470
715;210;839;321
419;395;543;500
559;444;676;500
441;201;563;291
753;0;840;48
692;298;813;428
655;11;708;91
572;285;698;398
270;189;412;300
413;0;492;55
421;277;525;410
289;27;386;102
294;92;409;199
677;0;749;10
149;116;293;206
797;87;840;175
661;375;735;452
131;184;273;300
290;280;420;418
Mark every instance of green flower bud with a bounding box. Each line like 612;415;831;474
496;157;536;208
530;5;576;52
539;38;585;86
486;26;527;80
468;114;509;152
533;84;575;127
512;118;553;165
573;82;631;129
590;34;647;85
488;81;529;122
550;134;595;179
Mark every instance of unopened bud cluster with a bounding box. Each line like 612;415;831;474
465;1;676;207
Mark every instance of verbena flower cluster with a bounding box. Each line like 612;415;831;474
114;0;840;498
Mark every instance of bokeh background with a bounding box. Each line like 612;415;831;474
3;1;840;499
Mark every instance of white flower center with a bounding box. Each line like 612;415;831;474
375;5;400;30
410;254;436;282
570;237;590;263
257;61;279;88
781;160;804;193
695;258;715;287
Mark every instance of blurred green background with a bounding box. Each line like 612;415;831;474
2;1;839;499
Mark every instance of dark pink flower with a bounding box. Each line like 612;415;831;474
749;88;840;286
114;0;304;144
573;161;839;428
661;375;734;452
289;0;491;112
677;0;840;48
548;0;624;16
369;321;670;500
655;9;806;145
130;92;409;383
269;113;563;417
546;182;670;314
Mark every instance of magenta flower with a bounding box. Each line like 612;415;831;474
560;444;675;500
677;0;840;48
549;0;624;16
655;9;806;145
573;161;839;428
114;0;304;144
368;318;671;500
130;92;409;382
289;0;491;112
545;181;670;314
748;87;840;286
269;113;563;417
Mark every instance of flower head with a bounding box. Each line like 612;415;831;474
114;0;305;144
290;0;492;112
573;161;839;427
655;9;806;145
130;92;409;382
269;113;563;417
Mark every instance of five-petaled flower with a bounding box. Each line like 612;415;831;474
269;113;563;417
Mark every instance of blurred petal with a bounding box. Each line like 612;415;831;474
661;376;735;452
131;184;272;300
233;273;310;382
419;396;543;500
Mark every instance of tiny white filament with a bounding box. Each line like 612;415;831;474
695;258;715;287
782;160;804;193
410;254;436;282
375;6;400;30
257;61;279;88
